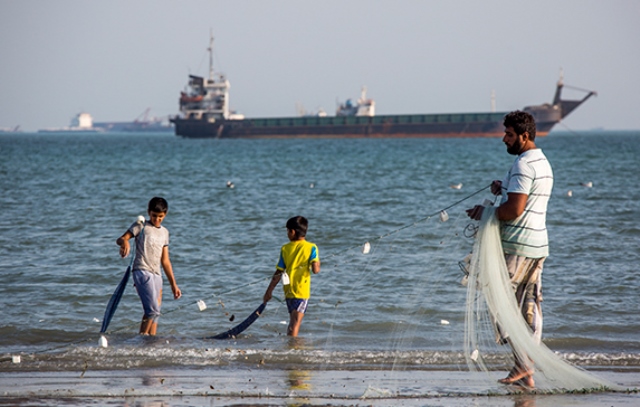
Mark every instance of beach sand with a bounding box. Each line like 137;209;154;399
1;368;638;406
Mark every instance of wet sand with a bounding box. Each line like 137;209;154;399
1;368;638;406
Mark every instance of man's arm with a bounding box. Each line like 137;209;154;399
495;193;527;221
466;192;528;221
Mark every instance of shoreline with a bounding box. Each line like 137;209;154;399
1;368;638;407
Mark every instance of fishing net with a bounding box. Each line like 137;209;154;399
464;206;618;391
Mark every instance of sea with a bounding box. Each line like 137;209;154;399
1;130;639;406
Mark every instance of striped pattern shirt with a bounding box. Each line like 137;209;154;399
500;148;553;258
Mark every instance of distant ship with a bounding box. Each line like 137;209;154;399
38;112;104;134
93;108;173;133
171;36;596;139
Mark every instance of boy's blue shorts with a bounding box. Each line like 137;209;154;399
133;269;162;320
286;298;308;314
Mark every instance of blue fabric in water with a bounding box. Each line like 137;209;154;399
100;266;131;333
208;302;266;339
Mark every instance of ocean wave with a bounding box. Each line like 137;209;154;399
3;342;640;373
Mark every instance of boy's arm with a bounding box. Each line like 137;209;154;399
311;260;320;274
263;269;283;303
116;231;134;258
161;246;182;300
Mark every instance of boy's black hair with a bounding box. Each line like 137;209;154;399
503;110;537;141
286;216;308;238
148;197;168;213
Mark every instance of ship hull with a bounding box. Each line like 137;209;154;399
172;111;556;139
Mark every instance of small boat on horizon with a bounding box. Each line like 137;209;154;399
38;112;104;134
0;125;21;134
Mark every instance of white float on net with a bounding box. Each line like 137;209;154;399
99;335;108;348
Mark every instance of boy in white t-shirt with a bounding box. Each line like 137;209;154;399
116;197;182;335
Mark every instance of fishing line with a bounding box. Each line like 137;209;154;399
3;185;492;367
384;192;503;376
161;277;267;319
309;185;492;373
386;210;471;360
5;278;272;364
557;121;591;137
320;184;491;265
313;183;492;301
318;229;403;354
165;187;490;341
166;184;492;344
356;192;501;395
386;215;475;381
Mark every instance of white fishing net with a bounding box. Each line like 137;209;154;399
464;206;619;391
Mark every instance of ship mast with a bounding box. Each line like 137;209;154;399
208;30;215;82
490;89;496;112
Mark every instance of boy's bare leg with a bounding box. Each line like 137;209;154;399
139;290;161;335
287;310;304;337
139;316;158;335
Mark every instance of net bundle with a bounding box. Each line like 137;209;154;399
464;206;617;392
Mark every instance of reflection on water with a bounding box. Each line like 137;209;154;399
285;336;312;404
514;395;536;407
287;369;311;391
287;336;312;350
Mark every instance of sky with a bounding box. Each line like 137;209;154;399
1;0;639;132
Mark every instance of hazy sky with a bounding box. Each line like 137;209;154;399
1;1;638;131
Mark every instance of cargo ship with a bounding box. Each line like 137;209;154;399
171;37;596;139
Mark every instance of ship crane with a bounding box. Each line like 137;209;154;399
134;108;151;123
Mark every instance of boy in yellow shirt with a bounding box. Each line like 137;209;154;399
263;216;320;337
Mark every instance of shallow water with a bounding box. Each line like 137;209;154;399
1;131;639;386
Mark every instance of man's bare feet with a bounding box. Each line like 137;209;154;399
498;366;534;384
515;374;535;389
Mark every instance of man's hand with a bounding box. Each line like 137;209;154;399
491;180;503;196
466;205;484;221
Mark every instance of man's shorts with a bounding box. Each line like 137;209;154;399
133;269;163;320
504;254;544;342
286;298;308;314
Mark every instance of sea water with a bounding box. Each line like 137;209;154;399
0;131;639;397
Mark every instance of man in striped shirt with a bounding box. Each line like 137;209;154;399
467;110;553;388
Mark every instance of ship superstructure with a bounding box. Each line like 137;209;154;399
336;87;375;117
177;34;239;126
